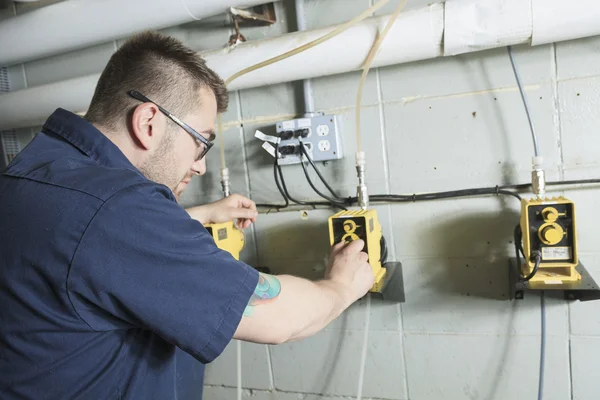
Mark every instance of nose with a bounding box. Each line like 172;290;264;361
191;157;206;176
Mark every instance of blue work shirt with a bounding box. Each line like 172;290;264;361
0;108;259;399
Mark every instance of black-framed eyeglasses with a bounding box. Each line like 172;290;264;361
128;90;213;160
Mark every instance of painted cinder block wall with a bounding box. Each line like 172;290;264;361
2;0;600;399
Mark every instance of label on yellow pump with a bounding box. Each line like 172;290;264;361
205;220;245;261
542;246;571;260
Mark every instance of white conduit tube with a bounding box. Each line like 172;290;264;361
0;4;444;130
3;0;600;131
356;294;371;400
0;0;280;67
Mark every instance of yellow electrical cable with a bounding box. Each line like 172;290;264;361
356;0;407;153
217;0;391;171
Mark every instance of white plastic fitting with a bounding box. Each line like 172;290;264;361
220;167;231;198
531;156;546;198
356;151;369;210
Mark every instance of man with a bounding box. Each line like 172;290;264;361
0;31;373;399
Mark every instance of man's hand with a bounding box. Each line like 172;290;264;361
324;240;374;307
233;239;374;344
186;194;258;229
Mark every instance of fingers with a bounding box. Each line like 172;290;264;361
331;240;347;255
234;216;255;230
227;194;258;229
228;207;258;221
232;194;257;213
359;251;369;263
342;239;365;254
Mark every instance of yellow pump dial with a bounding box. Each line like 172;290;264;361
538;223;564;245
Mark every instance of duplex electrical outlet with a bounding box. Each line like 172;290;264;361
275;114;343;166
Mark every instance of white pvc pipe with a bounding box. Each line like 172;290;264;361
0;4;445;130
531;0;600;45
3;0;600;131
0;74;100;130
206;4;445;91
0;0;278;67
294;0;316;115
444;0;532;56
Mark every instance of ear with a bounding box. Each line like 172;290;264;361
130;103;164;151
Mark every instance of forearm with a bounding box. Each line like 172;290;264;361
233;274;350;345
185;205;210;225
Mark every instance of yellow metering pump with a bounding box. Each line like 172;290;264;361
327;0;406;302
512;188;600;301
205;221;245;261
505;43;600;301
519;197;579;282
509;159;600;301
328;209;404;302
328;209;386;289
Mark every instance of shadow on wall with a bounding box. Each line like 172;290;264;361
421;207;521;301
256;210;332;280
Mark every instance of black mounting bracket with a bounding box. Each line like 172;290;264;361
508;258;600;301
371;261;405;303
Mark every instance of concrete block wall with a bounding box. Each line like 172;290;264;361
3;0;600;399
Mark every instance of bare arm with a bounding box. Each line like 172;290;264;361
233;240;373;344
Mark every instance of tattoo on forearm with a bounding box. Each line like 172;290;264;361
243;273;281;317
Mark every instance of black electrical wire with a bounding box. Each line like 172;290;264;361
254;133;600;211
365;177;600;204
365;186;522;203
299;159;347;210
256;141;332;210
298;142;350;204
547;178;600;187
499;178;600;191
523;253;542;281
256;176;600;210
273;140;338;209
513;224;541;281
380;236;388;265
256;139;351;211
255;142;290;210
277;160;315;207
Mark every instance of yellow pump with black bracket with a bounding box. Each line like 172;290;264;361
205;221;245;261
329;209;392;293
520;196;579;282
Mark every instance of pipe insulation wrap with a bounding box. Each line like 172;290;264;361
444;0;532;56
0;0;280;66
532;0;600;45
3;0;600;130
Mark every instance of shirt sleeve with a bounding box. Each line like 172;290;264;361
68;182;259;363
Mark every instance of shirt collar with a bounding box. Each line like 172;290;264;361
42;108;140;173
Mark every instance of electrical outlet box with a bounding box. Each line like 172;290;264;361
275;114;343;165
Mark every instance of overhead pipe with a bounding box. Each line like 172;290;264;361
531;0;600;45
0;4;444;130
444;0;600;55
294;0;317;117
444;0;532;56
2;0;600;130
0;0;280;67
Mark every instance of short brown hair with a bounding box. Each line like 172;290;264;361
85;31;228;131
